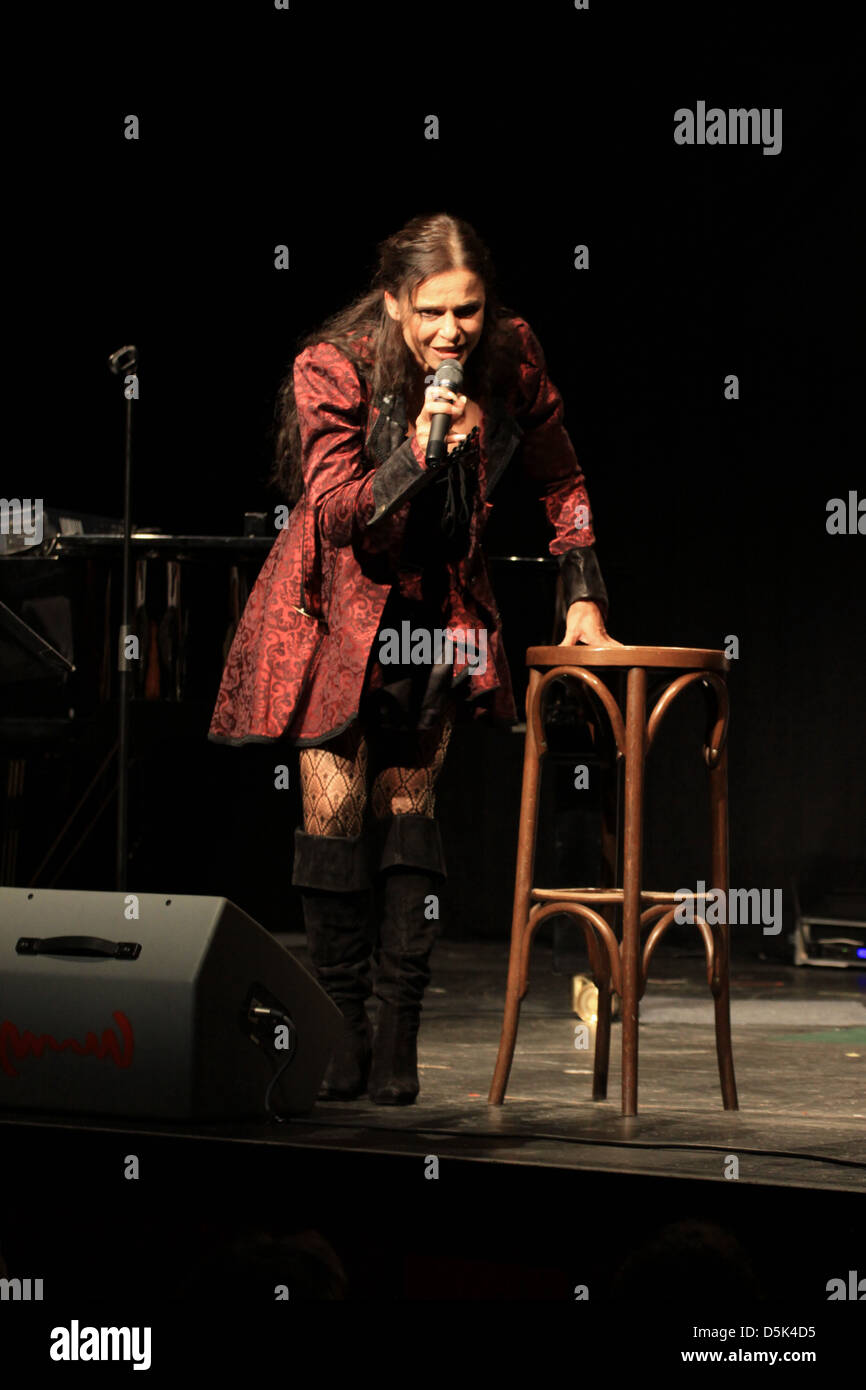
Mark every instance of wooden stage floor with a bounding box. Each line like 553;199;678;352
272;935;866;1193
1;939;863;1313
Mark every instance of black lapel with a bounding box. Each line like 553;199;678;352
366;389;523;497
482;395;523;500
366;392;404;465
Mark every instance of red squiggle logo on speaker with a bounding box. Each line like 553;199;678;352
0;1012;134;1078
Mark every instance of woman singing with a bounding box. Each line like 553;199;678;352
209;212;620;1106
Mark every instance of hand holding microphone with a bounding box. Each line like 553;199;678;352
413;360;471;465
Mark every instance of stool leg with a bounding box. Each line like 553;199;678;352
582;927;611;1101
489;668;543;1105
621;667;646;1116
709;740;739;1109
593;762;617;1101
592;968;612;1101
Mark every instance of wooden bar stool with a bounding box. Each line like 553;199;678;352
488;645;739;1117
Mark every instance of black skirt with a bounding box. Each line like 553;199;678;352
360;426;482;734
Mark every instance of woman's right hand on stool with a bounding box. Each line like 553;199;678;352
560;601;623;648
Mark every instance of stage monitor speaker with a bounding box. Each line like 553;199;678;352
0;888;341;1121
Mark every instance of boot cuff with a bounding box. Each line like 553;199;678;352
377;814;447;878
292;828;371;891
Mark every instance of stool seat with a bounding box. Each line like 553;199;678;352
488;643;738;1116
527;644;730;671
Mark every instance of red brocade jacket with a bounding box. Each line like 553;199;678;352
208;317;609;747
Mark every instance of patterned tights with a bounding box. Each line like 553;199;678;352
298;705;455;836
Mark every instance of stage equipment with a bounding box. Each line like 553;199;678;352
0;888;342;1120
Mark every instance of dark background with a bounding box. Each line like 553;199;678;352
6;4;864;954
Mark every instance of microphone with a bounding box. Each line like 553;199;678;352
108;344;138;375
426;359;464;465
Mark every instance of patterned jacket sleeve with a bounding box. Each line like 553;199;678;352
512;318;610;620
293;341;442;550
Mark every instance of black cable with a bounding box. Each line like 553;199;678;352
256;1009;297;1124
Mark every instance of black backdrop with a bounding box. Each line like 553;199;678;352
10;3;864;948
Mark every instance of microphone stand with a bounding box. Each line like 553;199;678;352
107;344;138;891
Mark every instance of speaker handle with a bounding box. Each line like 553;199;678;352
16;936;142;960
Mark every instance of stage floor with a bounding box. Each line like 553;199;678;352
1;939;863;1309
1;940;863;1194
260;937;866;1194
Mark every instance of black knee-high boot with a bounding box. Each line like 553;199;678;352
369;814;446;1105
292;827;374;1101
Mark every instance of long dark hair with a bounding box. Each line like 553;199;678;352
271;212;523;505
